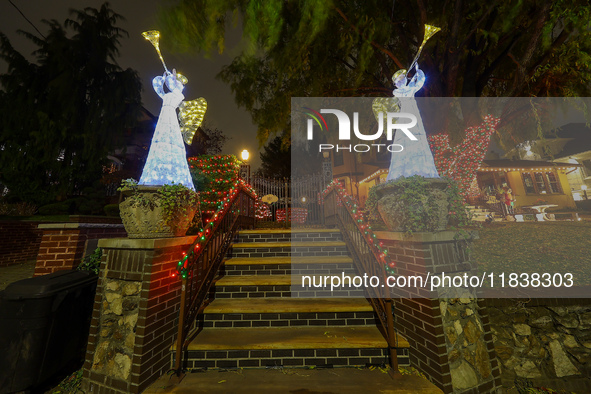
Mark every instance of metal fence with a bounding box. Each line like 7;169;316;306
250;173;328;226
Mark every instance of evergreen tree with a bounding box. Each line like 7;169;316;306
161;0;591;148
0;3;141;205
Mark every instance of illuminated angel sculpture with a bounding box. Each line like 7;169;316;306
138;30;207;190
371;25;440;181
385;64;440;181
139;70;195;189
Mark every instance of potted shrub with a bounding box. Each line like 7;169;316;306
118;179;198;239
367;176;469;233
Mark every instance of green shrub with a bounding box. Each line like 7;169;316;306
77;248;102;275
0;201;37;216
366;176;471;233
104;203;120;217
38;200;74;215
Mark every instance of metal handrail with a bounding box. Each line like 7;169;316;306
174;184;255;374
323;182;399;373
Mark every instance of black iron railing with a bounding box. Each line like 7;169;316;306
323;182;399;373
174;185;255;374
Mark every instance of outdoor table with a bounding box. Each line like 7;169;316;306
522;204;558;221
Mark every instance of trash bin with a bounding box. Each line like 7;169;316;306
0;270;98;393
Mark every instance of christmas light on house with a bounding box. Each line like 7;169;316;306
428;115;499;198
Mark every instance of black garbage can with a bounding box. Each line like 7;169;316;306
0;270;98;393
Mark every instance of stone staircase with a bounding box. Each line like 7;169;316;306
180;228;410;370
466;205;503;222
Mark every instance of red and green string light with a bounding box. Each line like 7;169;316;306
428;115;499;199
174;155;256;279
322;180;396;275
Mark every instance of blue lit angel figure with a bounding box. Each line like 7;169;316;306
139;70;196;190
385;64;440;181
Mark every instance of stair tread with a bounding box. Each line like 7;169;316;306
186;326;409;350
216;274;360;286
239;229;340;234
225;256;353;265
145;368;441;394
232;241;346;248
216;275;292;286
205;297;373;314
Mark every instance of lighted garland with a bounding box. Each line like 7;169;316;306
255;199;272;220
321;180;396;275
188;155;243;214
276;208;308;223
174;178;256;279
428;115;499;199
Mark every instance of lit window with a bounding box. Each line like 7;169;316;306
534;172;547;193
522;173;535;194
546;172;561;193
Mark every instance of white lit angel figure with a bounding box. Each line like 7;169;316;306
385;64;440;181
139;69;196;190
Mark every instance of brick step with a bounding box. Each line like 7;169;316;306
180;326;410;369
229;242;349;258
213;275;367;298
237;229;343;243
221;256;356;276
199;309;378;328
225;256;354;265
203;297;372;314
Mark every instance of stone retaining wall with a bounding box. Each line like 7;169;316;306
376;230;501;394
486;298;591;392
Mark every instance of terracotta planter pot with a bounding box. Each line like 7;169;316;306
119;186;196;239
375;178;450;232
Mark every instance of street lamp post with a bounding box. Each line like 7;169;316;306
582;184;588;200
240;149;251;184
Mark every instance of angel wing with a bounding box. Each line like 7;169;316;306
178;98;207;145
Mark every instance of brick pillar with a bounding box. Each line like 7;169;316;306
34;223;126;276
376;230;502;394
83;236;196;394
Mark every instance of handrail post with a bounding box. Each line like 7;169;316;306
385;299;399;375
175;276;187;376
322;182;399;377
174;185;258;376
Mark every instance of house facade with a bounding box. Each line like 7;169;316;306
506;123;591;202
328;148;579;213
475;160;579;210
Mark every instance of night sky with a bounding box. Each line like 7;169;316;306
0;0;262;169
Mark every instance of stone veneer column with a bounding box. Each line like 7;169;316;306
82;236;195;394
34;223;126;276
376;230;502;394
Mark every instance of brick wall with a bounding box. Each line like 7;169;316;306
83;236;196;394
0;221;43;267
34;223;126;276
376;230;501;394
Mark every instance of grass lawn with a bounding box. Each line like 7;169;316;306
472;221;591;287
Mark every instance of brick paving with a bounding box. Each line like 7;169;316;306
0;259;37;290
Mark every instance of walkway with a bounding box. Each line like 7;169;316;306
0;259;36;290
145;368;442;394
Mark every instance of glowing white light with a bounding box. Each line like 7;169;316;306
384;65;440;181
139;70;197;190
582;185;588;190
372;24;441;181
241;149;250;161
139;30;208;190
